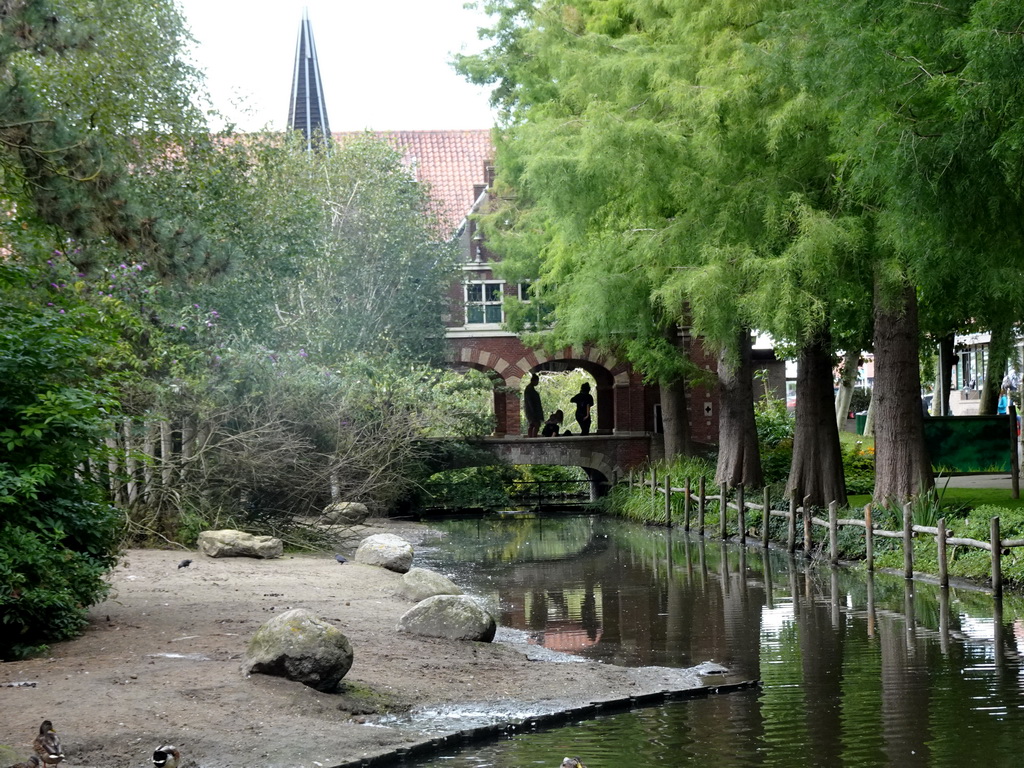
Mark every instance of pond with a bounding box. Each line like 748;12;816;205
400;513;1024;767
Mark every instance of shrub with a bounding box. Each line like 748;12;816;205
843;443;875;495
0;299;122;659
754;391;795;483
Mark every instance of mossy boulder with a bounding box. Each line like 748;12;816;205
354;533;413;573
398;595;496;642
242;608;353;692
399;567;463;602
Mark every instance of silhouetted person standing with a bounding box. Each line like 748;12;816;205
570;382;594;435
523;373;543;437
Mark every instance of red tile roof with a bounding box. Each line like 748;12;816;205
334;130;494;234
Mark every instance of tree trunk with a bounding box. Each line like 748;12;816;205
834;349;859;432
715;330;763;488
660;377;691;461
660;322;692;460
980;322;1012;415
142;419;157;505
872;278;933;505
180;414;197;484
936;334;955;416
106;436;124;505
788;333;847;507
124;418;138;507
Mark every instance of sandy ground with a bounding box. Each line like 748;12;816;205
0;521;710;768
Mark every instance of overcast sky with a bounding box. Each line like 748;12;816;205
175;0;497;133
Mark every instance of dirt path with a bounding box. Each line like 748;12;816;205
0;521;709;768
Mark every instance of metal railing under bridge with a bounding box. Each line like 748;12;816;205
420;478;596;515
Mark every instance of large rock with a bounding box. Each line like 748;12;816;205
399;567;463;602
242;608;353;692
321;501;370;526
398;595;496;642
354;533;413;573
198;529;283;559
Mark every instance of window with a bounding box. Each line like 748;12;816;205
518;282;532;302
466;281;504;324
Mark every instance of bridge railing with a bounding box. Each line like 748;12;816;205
630;468;1015;596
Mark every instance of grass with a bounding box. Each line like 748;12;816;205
851;486;1024;513
839;430;873;450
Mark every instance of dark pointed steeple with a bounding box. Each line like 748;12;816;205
287;8;330;150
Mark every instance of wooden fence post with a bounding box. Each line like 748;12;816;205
720;482;729;539
698;477;706;535
787;496;797;553
664;475;672;526
737;483;745;545
762;487;770;549
684;478;692;531
865;503;874;572
992;516;1003;597
651;467;657;510
937;517;948;588
629;469;634;489
903;502;914;579
829;500;839;565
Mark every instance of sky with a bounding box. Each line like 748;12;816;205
175;0;498;133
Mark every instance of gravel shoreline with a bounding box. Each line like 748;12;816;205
0;521;723;768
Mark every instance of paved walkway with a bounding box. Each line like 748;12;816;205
939;473;1019;490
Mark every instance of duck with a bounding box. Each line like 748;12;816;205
561;759;587;768
7;756;42;768
152;745;180;768
32;721;64;767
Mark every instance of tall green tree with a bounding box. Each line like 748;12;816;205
812;0;1024;502
462;0;875;496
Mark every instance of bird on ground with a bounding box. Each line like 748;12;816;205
152;744;180;768
177;559;192;569
6;756;42;768
32;720;64;767
561;759;587;768
334;554;347;564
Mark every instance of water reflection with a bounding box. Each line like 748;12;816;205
411;514;1024;767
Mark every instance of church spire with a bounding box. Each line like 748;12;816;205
287;7;330;150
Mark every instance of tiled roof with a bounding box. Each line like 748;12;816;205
334;130;493;233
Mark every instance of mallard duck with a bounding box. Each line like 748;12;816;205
7;756;42;768
561;759;587;768
152;745;180;768
32;721;64;767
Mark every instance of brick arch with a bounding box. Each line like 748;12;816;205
446;340;657;436
509;348;630;388
511;348;637;435
447;346;520;437
448;345;517;382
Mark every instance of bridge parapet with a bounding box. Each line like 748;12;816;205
465;433;661;482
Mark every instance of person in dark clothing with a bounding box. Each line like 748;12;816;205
523;373;544;437
541;410;564;437
570;382;594;435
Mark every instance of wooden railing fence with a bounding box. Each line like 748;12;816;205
627;469;1016;596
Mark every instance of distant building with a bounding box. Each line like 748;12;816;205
287;8;330;150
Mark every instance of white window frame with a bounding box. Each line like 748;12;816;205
465;280;505;326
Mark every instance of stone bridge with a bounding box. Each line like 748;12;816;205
451;433;663;498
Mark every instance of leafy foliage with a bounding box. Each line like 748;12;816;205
0;288;121;659
843;444;875;496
